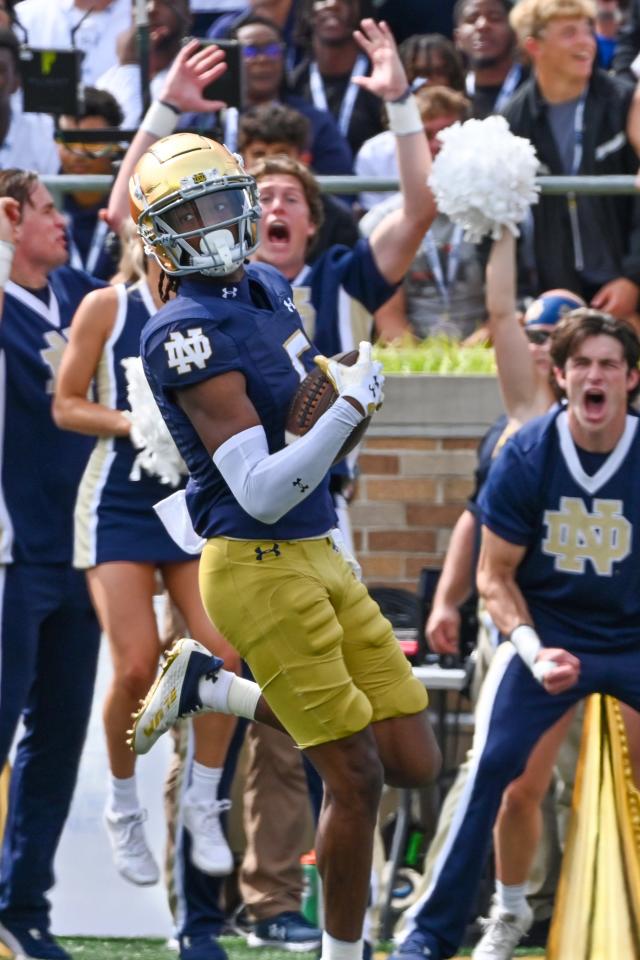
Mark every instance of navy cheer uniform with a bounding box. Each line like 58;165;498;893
74;279;191;568
404;406;640;958
0;268;103;930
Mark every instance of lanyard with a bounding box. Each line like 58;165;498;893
466;63;522;113
309;54;368;138
69;218;109;275
566;92;587;272
422;225;464;314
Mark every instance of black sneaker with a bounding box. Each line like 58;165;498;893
248;912;322;952
0;916;71;959
179;932;228;960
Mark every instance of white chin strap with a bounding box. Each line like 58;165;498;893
196;229;236;274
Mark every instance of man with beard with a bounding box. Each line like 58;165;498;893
454;0;525;119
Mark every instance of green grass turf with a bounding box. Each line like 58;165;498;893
53;937;546;959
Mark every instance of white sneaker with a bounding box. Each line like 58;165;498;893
183;794;234;875
472;899;533;960
104;807;160;886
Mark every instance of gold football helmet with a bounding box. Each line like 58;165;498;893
129;132;261;277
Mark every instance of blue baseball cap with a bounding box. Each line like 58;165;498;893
524;289;586;327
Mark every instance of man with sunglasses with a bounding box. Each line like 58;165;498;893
56;87;124;280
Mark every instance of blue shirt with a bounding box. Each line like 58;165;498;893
479;405;640;653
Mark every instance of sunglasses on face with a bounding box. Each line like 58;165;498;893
524;328;552;345
56;137;121;160
242;42;284;60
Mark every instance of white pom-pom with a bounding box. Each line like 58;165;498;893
428;115;540;243
122;356;188;487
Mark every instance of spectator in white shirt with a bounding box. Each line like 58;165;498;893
13;0;131;87
0;28;58;174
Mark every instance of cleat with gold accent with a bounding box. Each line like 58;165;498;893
130;637;223;755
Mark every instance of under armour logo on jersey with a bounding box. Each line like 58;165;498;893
164;329;212;374
542;496;631;576
293;477;309;493
255;543;281;561
221;286;238;299
283;297;296;313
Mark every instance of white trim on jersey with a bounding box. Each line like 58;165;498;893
4;280;61;328
137;277;157;318
402;643;517;935
0;353;14;563
338;285;356;353
73;285;129;569
556;410;638;495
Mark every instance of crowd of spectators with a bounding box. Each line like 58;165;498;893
0;1;638;959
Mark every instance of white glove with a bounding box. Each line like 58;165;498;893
315;341;384;417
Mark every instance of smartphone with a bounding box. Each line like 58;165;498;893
184;37;244;110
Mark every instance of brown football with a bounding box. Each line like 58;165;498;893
285;350;371;464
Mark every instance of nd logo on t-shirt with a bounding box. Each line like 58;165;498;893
542;496;632;576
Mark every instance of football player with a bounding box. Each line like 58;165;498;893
127;19;442;960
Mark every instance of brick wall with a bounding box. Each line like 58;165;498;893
350;375;504;592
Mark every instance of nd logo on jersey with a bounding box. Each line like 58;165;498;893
164;328;212;374
542;496;631;575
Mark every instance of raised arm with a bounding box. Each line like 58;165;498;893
486;230;550;422
103;40;228;233
53;287;132;438
352;20;436;284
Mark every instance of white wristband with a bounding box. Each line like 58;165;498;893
140;100;179;139
0;240;14;288
509;623;542;671
386;94;423;136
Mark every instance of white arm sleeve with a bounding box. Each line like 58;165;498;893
213;397;363;524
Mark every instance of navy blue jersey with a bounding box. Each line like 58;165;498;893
292;239;395;355
74;280;190;568
141;262;337;540
479;406;640;652
0;267;105;563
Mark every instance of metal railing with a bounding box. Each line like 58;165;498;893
40;173;640;206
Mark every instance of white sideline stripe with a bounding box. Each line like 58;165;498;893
402;642;517;934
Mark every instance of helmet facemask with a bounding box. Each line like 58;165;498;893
134;162;261;277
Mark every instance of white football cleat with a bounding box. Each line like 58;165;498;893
129;638;224;755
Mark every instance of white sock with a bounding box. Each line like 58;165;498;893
187;761;222;805
108;774;140;816
321;932;363;960
495;880;528;916
198;669;261;720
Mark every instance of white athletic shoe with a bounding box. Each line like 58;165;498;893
128;638;224;755
472;899;533;960
104;807;160;886
183;794;234;875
